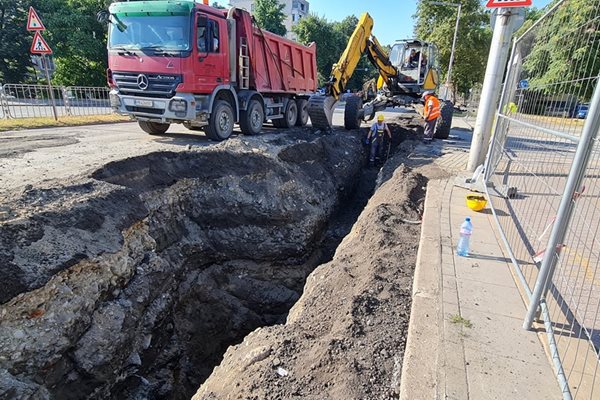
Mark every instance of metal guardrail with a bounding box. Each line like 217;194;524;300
483;1;600;398
0;83;111;119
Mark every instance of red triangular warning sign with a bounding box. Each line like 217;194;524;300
486;0;532;7
30;32;52;54
27;7;46;31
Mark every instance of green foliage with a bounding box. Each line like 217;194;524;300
254;0;286;36
414;0;492;95
0;0;34;82
0;0;109;85
522;0;600;101
293;13;381;91
211;2;226;9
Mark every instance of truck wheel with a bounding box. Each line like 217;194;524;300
273;99;298;129
138;121;170;135
295;99;309;126
239;99;264;135
435;100;454;139
344;96;363;130
206;100;234;141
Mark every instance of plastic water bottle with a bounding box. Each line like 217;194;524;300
456;217;473;257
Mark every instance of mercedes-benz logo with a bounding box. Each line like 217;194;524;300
137;74;149;90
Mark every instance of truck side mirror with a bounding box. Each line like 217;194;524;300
96;10;109;24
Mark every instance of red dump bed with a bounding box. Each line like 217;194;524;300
231;8;317;95
249;28;317;94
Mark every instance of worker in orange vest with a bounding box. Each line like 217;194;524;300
422;91;441;141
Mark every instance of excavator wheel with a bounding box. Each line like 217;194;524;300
344;96;364;130
435;100;454;139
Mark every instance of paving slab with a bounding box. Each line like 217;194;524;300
400;121;561;399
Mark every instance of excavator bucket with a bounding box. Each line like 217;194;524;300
307;95;338;130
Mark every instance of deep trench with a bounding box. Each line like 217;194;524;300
0;129;411;400
106;154;382;400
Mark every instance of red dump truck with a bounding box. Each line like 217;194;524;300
103;1;317;140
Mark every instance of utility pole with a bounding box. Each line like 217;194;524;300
466;7;517;172
430;1;462;101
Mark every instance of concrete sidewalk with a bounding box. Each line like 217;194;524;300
399;122;561;399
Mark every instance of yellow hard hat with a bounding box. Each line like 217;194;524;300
377;114;384;122
466;194;487;212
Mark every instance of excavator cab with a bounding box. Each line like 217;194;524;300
388;40;439;94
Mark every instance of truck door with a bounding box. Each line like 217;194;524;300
195;14;227;93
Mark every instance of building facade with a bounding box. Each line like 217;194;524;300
228;0;309;40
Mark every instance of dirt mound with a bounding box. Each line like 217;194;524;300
194;166;426;400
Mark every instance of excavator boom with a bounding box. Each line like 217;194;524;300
308;12;399;130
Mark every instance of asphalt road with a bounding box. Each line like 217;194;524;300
0;107;415;197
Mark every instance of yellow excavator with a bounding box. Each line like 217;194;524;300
307;12;453;138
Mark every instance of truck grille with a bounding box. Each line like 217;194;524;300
113;72;182;99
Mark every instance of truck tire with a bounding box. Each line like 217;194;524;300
295;98;309;126
435;100;454;139
344;96;363;130
138;121;170;135
273;99;298;129
206;100;234;141
239;99;264;135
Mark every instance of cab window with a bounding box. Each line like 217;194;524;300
197;16;220;53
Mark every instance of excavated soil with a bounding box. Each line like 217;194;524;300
0;114;436;400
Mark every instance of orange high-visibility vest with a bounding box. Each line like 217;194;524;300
424;95;441;121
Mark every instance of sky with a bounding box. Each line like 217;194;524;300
215;1;554;46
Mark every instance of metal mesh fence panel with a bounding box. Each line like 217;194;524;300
484;0;600;398
0;84;112;119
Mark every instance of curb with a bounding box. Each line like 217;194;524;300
399;179;445;399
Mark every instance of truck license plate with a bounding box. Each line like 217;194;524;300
134;99;153;107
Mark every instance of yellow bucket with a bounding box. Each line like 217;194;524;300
466;194;487;212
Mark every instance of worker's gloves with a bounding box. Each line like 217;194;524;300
364;138;370;145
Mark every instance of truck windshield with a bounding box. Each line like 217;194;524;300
109;15;191;51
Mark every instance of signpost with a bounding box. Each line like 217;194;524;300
27;7;57;120
486;0;532;7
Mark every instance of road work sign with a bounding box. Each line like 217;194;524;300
27;7;46;31
486;0;532;7
31;32;53;54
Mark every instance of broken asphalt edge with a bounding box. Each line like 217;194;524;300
399;179;445;400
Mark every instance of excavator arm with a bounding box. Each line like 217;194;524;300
308;13;398;130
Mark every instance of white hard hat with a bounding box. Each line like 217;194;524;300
421;91;434;98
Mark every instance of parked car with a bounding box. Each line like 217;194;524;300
576;104;589;119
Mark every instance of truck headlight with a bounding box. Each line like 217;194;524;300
169;99;188;112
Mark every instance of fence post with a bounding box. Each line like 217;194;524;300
62;86;72;116
0;84;10;119
523;77;600;330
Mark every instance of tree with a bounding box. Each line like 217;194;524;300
414;0;492;96
293;14;340;85
253;0;286;36
0;0;34;83
521;0;600;101
293;14;382;90
39;0;108;87
211;2;225;9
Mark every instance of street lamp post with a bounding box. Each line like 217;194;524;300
430;1;462;101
